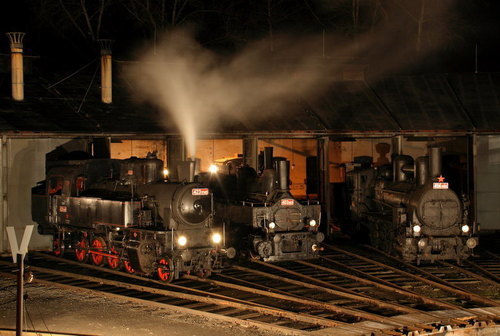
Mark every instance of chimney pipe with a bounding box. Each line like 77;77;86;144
391;135;403;159
278;160;290;191
263;147;273;170
429;147;442;179
243;137;258;170
6;32;25;101
98;39;113;104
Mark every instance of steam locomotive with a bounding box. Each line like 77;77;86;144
207;147;323;262
345;146;478;263
32;153;227;282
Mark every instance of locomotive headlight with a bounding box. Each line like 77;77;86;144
209;164;219;174
212;233;222;244
461;225;470;233
268;222;276;230
177;236;187;247
466;238;478;249
412;225;421;233
309;219;317;227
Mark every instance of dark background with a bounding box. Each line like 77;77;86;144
1;0;499;73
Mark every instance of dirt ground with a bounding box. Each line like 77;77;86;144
0;277;282;336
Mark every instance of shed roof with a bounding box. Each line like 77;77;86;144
0;58;499;137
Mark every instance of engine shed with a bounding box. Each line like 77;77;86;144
0;30;499;336
0;49;499;253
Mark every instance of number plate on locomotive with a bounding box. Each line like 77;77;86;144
433;182;449;189
192;188;209;196
59;206;67;212
281;199;294;206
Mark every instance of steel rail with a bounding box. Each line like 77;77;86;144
296;259;472;313
461;259;500;283
0;260;339;329
251;259;463;313
357;244;476;291
231;264;419;315
184;273;403;327
30;252;272;307
324;244;500;307
0;267;307;336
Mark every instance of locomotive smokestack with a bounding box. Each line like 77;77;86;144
278;160;290;191
177;160;196;183
6;32;25;101
415;156;428;186
391;135;403;159
243;137;258;170
429;147;442;178
98;39;113;104
263;147;273;170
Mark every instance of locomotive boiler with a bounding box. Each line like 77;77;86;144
346;146;478;263
32;153;226;282
208;147;323;262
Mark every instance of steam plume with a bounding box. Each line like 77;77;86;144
125;1;455;158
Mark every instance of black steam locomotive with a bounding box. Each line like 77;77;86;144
32;153;227;282
345;146;478;263
208;147;323;262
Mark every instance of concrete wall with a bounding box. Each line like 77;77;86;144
475;135;500;231
1;138;76;253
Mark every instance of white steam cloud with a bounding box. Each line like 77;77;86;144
125;1;455;158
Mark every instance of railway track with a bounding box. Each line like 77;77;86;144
0;247;498;336
317;243;500;308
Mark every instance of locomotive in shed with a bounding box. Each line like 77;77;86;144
32;152;227;282
207;147;324;262
345;146;478;263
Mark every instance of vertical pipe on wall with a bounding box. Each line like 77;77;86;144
0;136;3;251
6;32;25;101
318;137;331;237
98;39;113;104
0;136;7;252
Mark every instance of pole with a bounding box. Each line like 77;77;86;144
16;253;24;336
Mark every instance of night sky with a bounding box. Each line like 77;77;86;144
1;0;500;74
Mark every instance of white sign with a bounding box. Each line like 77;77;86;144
281;199;294;206
6;225;34;263
192;188;209;196
433;182;449;190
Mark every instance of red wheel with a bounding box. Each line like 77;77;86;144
74;238;89;263
90;237;107;266
106;248;120;269
53;236;64;257
123;260;135;273
157;257;174;283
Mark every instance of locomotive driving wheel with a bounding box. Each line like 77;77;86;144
157;256;174;283
74;238;89;263
52;236;64;257
90;237;107;266
123;259;135;273
106;247;120;269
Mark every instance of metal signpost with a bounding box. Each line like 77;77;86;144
6;225;34;336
